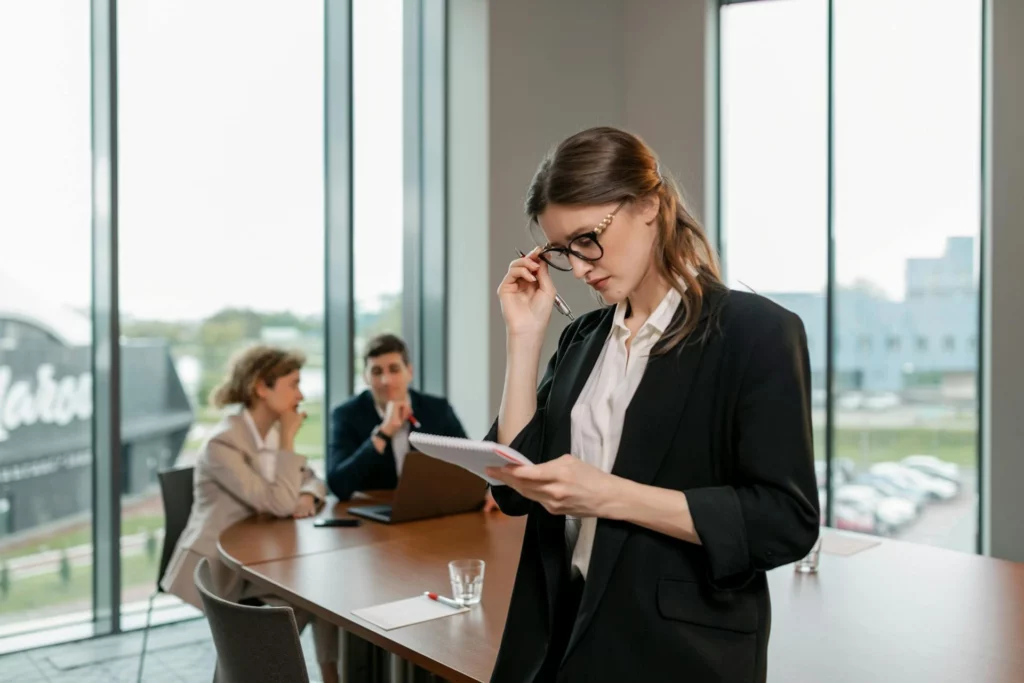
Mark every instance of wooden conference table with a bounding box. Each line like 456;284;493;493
219;493;1024;683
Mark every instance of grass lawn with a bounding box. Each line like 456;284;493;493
0;548;158;617
0;515;165;561
815;426;977;468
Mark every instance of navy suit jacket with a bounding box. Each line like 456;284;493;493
326;389;468;500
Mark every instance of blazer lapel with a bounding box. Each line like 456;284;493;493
561;289;721;664
538;308;614;626
545;308;615;462
224;414;258;465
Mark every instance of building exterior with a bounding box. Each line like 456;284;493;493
767;237;978;401
0;276;192;538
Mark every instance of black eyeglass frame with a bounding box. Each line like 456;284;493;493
534;200;628;272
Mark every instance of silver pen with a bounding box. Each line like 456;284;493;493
516;249;575;321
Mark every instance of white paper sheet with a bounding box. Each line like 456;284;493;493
351;595;469;631
409;433;533;486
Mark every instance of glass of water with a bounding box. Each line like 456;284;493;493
448;559;485;606
794;536;823;574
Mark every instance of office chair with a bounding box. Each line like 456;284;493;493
136;465;194;683
194;557;310;683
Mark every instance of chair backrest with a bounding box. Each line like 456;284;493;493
157;466;195;591
193;558;310;683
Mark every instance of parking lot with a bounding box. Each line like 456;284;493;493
892;471;977;553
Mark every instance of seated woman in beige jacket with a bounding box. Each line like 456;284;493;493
161;345;340;683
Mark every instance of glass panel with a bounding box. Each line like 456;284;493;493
117;0;325;624
833;0;981;551
352;0;404;390
720;0;830;524
0;0;94;642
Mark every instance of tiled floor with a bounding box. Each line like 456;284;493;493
0;617;320;682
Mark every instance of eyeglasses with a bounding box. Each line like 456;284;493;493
536;200;626;272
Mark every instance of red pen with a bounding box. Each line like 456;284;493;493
409;414;421;429
423;591;462;609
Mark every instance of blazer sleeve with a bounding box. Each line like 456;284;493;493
203;439;306;518
684;314;821;590
299;467;328;502
484;322;575;516
326;404;384;501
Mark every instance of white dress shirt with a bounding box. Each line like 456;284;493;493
374;401;411;475
242;409;282;483
567;284;683;579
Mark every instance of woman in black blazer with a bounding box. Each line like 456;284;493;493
484;127;820;683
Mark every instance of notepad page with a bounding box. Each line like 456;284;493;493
408;433;533;485
351;595;468;631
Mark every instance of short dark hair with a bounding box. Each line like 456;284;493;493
364;333;410;366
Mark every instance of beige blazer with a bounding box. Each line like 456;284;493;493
160;414;327;609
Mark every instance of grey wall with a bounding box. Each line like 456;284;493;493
448;0;713;435
984;0;1024;562
486;0;629;432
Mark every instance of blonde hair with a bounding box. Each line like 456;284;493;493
209;345;306;408
526;126;724;351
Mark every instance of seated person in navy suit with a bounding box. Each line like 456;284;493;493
327;333;494;509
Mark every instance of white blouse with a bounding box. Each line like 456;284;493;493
242;409;281;483
567;284;683;579
374;401;411;475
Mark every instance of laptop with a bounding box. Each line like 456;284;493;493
347;451;488;524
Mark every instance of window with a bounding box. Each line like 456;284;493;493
0;0;93;642
720;0;828;514
0;0;438;653
833;0;981;552
117;0;325;626
721;0;982;553
352;0;405;390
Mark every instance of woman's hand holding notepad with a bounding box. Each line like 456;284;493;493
408;433;533;486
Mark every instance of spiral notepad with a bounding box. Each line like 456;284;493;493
408;433;533;486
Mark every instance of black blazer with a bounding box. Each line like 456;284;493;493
486;286;820;683
326;388;467;500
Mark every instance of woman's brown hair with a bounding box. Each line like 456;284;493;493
526;126;723;351
209;345;306;408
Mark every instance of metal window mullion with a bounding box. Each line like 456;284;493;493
824;0;836;529
403;0;425;388
326;0;355;421
420;0;448;396
976;0;989;555
90;0;121;635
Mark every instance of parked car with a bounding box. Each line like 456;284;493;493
870;462;958;501
836;484;916;535
854;473;929;513
815;461;849;489
835;502;876;534
901;455;962;488
815;458;857;489
821;488;877;534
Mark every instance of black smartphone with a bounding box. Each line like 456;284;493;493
313;518;361;528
